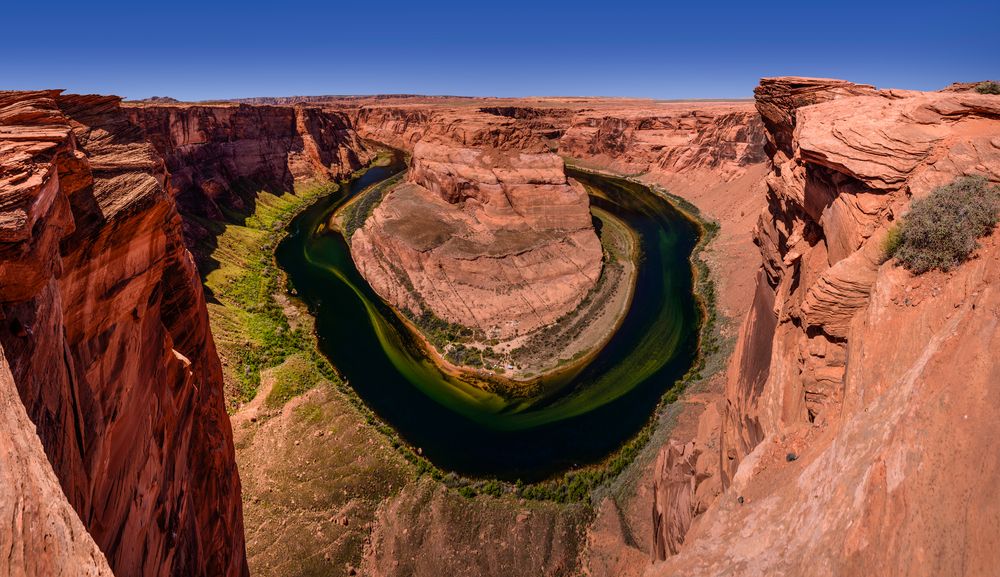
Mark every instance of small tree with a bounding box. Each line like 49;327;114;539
975;81;1000;95
885;175;1000;274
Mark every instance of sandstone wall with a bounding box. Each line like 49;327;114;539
559;103;767;179
649;78;1000;576
351;132;602;341
351;104;569;154
0;91;246;576
128;103;374;250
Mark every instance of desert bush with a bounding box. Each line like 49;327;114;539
886;175;999;273
881;224;903;262
974;81;1000;95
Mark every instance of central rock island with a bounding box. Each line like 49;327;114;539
348;126;633;388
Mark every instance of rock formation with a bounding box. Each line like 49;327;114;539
351;125;603;343
559;103;767;178
647;78;1000;576
127;103;374;252
8;77;997;577
0;91;246;576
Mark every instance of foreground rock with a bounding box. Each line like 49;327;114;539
648;78;1000;575
0;91;246;576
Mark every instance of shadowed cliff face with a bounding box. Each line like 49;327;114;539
0;91;246;577
648;77;1000;576
127;103;374;264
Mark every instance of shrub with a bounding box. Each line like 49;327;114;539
974;81;1000;95
888;176;999;274
881;224;903;262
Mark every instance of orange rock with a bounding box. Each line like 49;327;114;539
648;77;1000;576
0;91;247;577
352;134;602;341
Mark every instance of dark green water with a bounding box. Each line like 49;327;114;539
275;153;701;481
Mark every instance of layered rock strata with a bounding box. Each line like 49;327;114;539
127;103;374;252
351;133;603;343
559;103;767;178
648;78;1000;575
0;91;246;576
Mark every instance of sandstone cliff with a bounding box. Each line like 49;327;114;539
0;91;246;576
648;78;1000;576
351;104;571;154
351;128;603;344
559;103;767;179
127;103;374;253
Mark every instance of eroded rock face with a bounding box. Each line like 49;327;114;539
352;133;602;340
0;348;113;577
0;91;246;577
559;103;767;179
128;103;374;251
648;78;1000;575
352;104;571;154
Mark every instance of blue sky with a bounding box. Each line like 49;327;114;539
2;0;997;100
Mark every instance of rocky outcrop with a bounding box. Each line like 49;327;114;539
0;91;246;576
351;133;602;341
559;103;767;179
352;104;569;154
127;103;373;252
648;78;1000;575
0;351;113;577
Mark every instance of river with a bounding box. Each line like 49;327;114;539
275;152;701;481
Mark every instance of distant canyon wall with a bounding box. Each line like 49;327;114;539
127;103;374;252
348;101;767;183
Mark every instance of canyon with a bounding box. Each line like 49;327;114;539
0;91;245;576
1;76;997;577
350;132;606;381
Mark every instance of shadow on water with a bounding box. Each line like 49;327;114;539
275;154;702;482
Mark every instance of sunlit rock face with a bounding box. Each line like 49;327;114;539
352;126;603;340
0;90;247;577
648;77;1000;577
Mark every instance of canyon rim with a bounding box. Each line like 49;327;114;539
1;3;999;575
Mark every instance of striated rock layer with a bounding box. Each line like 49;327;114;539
0;91;246;576
559;102;767;178
127;103;374;253
648;78;1000;575
352;128;603;341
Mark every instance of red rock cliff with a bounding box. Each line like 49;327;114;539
0;91;246;576
559;103;767;179
351;133;602;342
127;103;374;251
649;77;1000;576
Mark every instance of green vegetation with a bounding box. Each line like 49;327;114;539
265;354;322;408
196;179;344;410
881;223;903;261
975;81;1000;95
884;175;999;274
340;171;405;238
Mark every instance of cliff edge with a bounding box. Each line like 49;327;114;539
0;91;247;576
648;77;1000;576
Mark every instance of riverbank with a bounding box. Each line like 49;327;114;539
331;177;639;396
191;178;348;409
